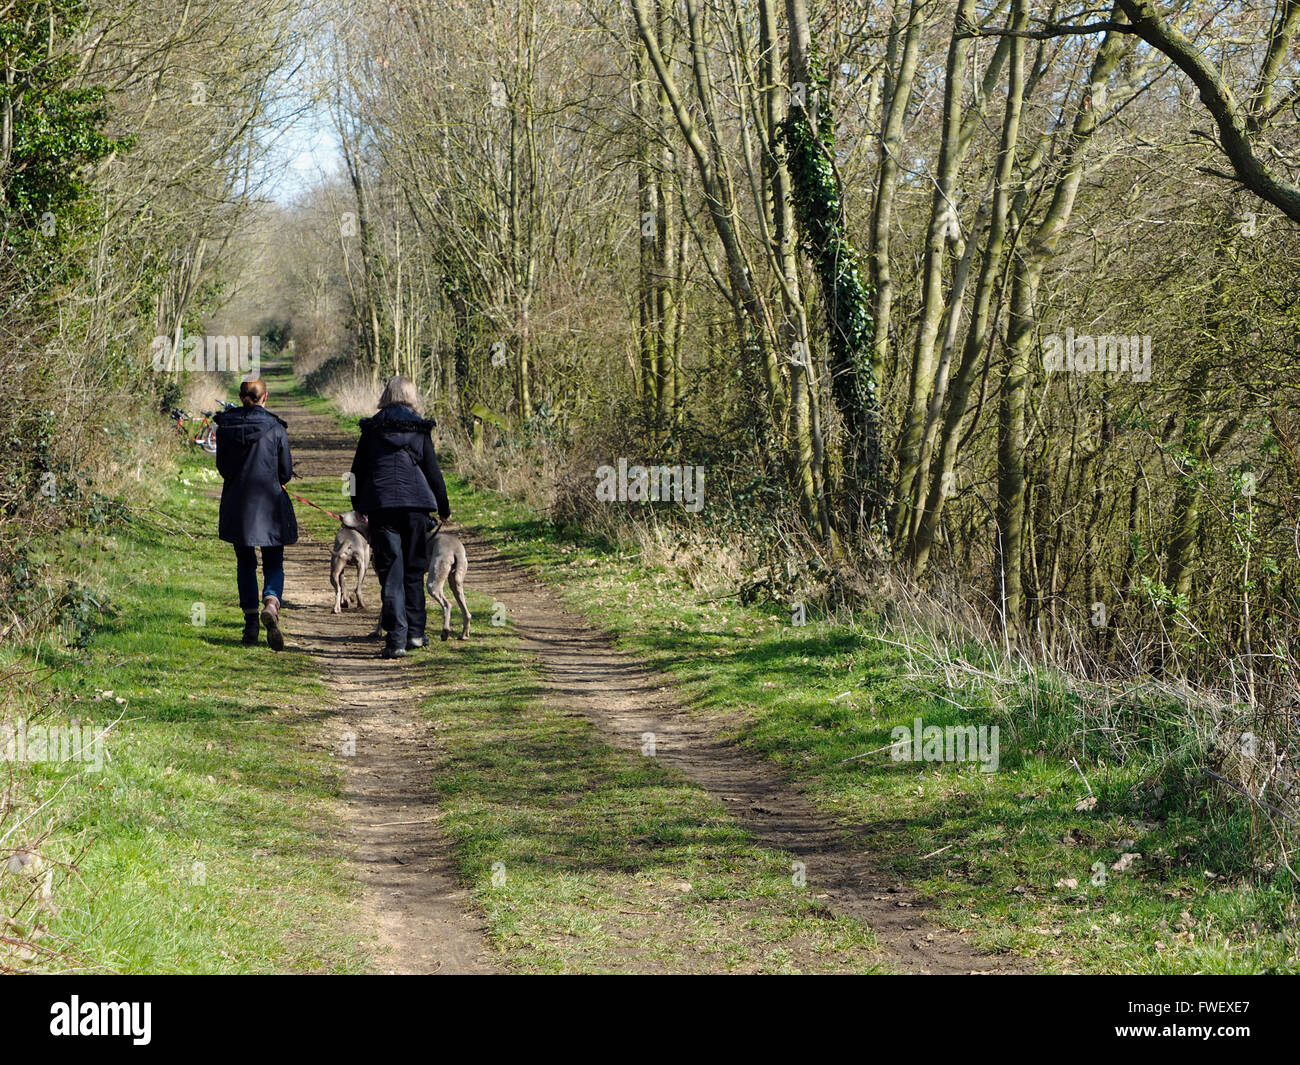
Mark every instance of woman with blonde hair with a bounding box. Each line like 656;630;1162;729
348;376;450;659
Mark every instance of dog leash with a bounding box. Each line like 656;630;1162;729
283;485;445;532
283;486;343;522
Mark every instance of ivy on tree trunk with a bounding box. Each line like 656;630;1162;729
780;57;885;532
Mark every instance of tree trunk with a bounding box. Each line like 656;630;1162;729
995;13;1131;635
785;0;885;529
867;0;924;392
892;0;979;539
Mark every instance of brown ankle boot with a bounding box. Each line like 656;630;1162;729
260;595;284;652
241;610;260;646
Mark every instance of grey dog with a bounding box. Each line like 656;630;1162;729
330;510;371;613
427;525;471;640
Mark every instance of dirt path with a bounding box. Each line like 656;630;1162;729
274;387;496;975
464;545;1026;975
268;369;1023;975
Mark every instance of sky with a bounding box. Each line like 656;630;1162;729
257;97;344;206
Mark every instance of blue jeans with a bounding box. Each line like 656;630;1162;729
234;546;285;612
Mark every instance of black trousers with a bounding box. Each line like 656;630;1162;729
369;508;431;648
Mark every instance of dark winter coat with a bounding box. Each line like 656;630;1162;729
214;405;299;547
349;405;450;519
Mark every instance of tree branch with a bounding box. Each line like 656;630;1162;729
1116;0;1300;222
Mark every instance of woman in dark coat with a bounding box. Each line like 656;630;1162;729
349;376;450;659
214;378;298;651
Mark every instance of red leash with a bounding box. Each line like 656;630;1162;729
283;486;343;522
282;487;441;533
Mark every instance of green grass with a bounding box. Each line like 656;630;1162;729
444;478;1300;974
1;448;364;973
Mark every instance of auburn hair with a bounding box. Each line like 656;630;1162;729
239;378;267;407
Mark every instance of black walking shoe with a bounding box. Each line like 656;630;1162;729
241;610;260;646
381;645;406;659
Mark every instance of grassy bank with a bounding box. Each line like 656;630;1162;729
1;445;364;973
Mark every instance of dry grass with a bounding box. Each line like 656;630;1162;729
300;355;385;418
184;372;238;415
441;419;564;512
326;374;383;418
447;425;759;593
0;665;85;972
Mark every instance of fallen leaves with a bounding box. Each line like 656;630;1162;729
1111;852;1142;873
